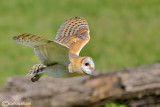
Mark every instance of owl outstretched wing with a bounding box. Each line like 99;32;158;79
13;33;70;65
55;17;90;57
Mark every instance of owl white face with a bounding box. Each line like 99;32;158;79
81;57;95;75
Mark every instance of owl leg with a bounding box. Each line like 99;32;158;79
27;64;47;82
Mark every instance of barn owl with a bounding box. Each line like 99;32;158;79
13;17;95;82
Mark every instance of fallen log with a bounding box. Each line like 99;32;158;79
1;63;160;107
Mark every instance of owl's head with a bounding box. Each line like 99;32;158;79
80;57;95;75
69;57;95;75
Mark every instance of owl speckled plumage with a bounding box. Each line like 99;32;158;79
13;17;95;82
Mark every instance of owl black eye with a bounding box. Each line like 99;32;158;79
85;63;89;66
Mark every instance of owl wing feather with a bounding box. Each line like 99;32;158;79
55;17;90;57
13;33;70;65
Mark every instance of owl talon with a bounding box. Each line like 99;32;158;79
31;74;40;82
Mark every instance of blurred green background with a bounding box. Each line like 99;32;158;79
0;0;160;86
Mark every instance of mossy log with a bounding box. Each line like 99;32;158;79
1;63;160;107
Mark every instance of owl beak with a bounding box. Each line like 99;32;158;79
90;67;94;71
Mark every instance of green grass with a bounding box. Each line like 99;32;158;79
0;0;160;86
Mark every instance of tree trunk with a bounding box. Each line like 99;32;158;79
1;63;160;107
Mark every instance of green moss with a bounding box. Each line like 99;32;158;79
105;103;127;107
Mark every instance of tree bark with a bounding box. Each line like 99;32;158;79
1;63;160;107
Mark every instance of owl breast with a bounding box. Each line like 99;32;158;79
45;64;85;78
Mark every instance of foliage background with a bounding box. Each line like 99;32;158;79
0;0;160;86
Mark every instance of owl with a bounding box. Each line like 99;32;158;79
13;17;95;82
